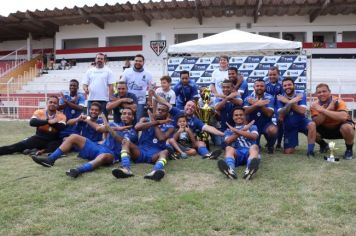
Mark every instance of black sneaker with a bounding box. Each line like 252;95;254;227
144;170;165;181
267;146;274;154
243;158;260;180
202;149;223;160
167;146;180;160
343;150;353;160
320;143;330;154
66;168;80;178
112;167;134;178
31;154;54;167
217;160;237;179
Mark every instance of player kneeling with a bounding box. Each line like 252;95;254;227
218;107;260;180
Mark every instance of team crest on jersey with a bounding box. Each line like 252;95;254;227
150;40;166;56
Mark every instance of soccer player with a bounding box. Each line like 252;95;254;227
227;67;248;100
58;79;85;139
277;78;316;156
214;79;243;146
310;83;354;160
243;79;278;153
167;114;198;159
111;104;174;181
0;96;66;156
265;66;284;149
210;55;229;100
153;90;224;159
120;54;153;121
31;108;138;178
66;102;104;143
218;107;260;180
106;81;138;124
173;70;200;110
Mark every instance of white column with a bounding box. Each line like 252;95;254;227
27;33;32;61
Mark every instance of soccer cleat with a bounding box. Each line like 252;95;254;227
167;147;180;160
144;170;165;181
31;154;54;167
217;160;237;179
243;158;260;180
66;168;80;178
23;148;38;155
343;150;353;160
202;149;223;160
307;151;315;158
112;167;134;178
319;143;330;154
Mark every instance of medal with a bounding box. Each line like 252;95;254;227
71;110;75;114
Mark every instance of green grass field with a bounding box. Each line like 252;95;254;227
0;121;355;236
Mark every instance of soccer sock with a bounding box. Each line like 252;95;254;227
225;157;235;169
346;143;353;151
318;139;328;147
153;159;167;171
307;143;315;153
197;147;209;156
77;163;93;173
120;150;131;169
48;148;64;162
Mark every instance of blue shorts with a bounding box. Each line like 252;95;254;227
235;147;250;166
135;145;163;164
284;118;310;149
78;138;114;161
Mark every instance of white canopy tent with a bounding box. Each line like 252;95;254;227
168;29;302;56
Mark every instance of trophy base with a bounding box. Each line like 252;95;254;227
324;156;340;162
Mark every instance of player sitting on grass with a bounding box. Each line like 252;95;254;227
218;107;260;180
152;90;223;159
111;104;174;181
277;78;316;156
166;114;198;159
31;108;137;178
66;102;104;143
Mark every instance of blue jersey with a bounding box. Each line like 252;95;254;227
214;95;242;131
170;107;205;134
59;92;86;138
277;92;307;129
76;117;104;142
243;92;274;131
138;119;174;152
102;122;138;155
111;92;138;124
237;79;249;100
59;92;85;120
173;80;199;109
224;124;258;149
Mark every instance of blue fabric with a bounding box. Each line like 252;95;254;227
277;92;308;128
77;163;93;173
170;107;205;134
48;148;64;161
173;81;199;110
224;125;259;149
197;146;209;156
283;118;310;148
112;92;138;124
78;138;114;161
225;156;235;169
76;117;103;142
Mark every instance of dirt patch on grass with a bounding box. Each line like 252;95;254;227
169;172;219;192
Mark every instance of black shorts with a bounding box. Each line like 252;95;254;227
317;120;355;139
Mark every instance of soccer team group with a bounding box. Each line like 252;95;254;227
0;53;354;181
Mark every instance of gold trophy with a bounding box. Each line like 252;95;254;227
324;141;340;162
195;87;214;148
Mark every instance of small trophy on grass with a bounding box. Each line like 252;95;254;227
324;141;340;162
